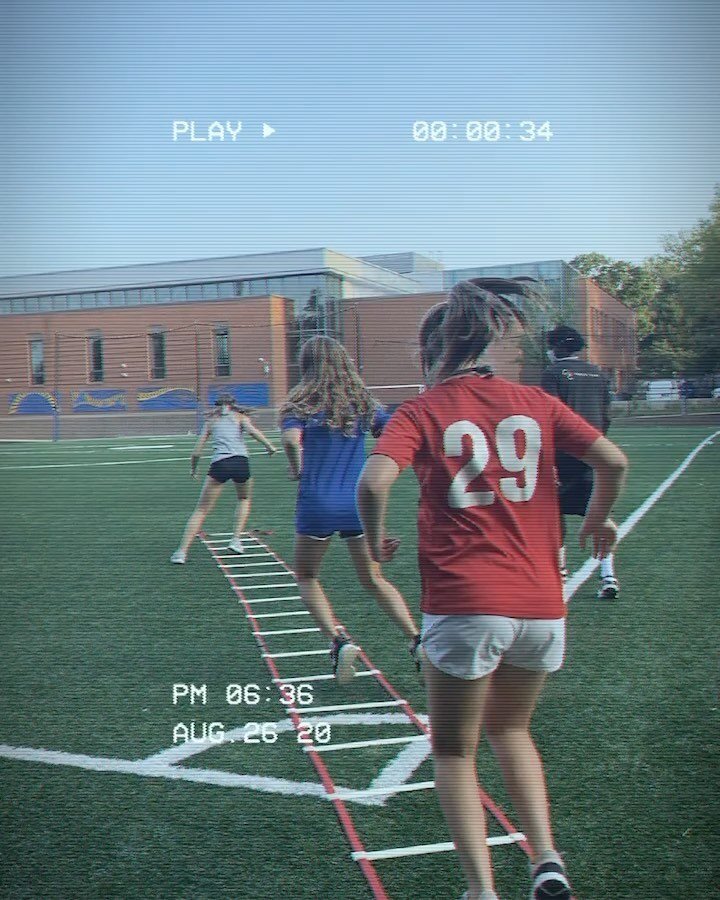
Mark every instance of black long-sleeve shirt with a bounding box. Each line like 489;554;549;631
540;357;611;435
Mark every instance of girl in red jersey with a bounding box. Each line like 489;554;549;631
357;279;628;900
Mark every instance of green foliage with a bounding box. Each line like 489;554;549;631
570;185;720;377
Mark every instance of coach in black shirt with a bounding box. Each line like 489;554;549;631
541;326;619;600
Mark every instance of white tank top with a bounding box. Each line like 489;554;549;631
210;412;249;462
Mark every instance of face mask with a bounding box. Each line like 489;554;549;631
546;349;557;364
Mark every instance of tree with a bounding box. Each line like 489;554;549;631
664;186;720;374
569;253;659;340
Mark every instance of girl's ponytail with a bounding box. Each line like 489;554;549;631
422;277;538;383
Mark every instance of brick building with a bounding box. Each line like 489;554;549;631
0;250;637;439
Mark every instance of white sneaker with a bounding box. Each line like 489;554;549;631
171;550;186;564
597;576;619;600
228;538;245;554
330;635;361;684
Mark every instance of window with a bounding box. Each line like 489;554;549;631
81;293;96;309
126;289;140;305
202;283;219;300
29;338;45;384
214;326;231;376
96;292;110;308
156;287;171;303
12;298;25;314
54;295;68;310
88;334;104;382
110;291;125;307
590;308;600;340
0;300;11;315
218;282;234;298
149;330;166;379
186;283;203;300
25;297;39;313
170;285;186;301
141;288;156;304
39;296;53;312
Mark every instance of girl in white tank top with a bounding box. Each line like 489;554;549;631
171;394;277;563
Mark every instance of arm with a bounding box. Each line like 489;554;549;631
357;455;401;562
281;427;303;480
190;424;211;478
578;436;629;558
242;416;277;454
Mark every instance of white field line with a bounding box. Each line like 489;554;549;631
0;713;420;806
565;429;719;601
109;444;175;450
352;833;526;861
365;739;434;804
0;451;269;471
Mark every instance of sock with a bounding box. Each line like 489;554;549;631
558;545;567;571
599;553;615;579
530;849;564;874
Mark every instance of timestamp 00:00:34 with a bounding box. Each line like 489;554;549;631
412;120;554;142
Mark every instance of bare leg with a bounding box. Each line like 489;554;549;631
294;535;337;639
233;478;252;539
177;477;224;554
425;660;495;899
484;663;555;862
345;536;419;640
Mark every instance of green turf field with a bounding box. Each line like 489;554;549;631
1;426;718;899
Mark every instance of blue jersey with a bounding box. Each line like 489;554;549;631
282;408;390;537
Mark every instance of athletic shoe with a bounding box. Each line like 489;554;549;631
597;575;619;600
410;634;427;681
228;538;245;554
170;550;186;564
329;634;360;684
530;861;571;900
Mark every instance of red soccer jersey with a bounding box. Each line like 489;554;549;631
372;373;601;619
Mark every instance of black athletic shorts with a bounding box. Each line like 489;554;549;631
208;455;251;484
556;453;593;517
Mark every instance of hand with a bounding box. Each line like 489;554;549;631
579;517;618;559
371;536;401;563
287;467;300;481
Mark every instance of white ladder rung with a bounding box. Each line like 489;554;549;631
221;562;286;569
306;734;428;754
329;781;435;800
293;700;405;716
228;572;295;579
241;582;299;590
243;596;302;605
251;610;310;619
352;833;526;861
272;670;379;684
263;649;329;659
256;627;321;636
213;553;271;559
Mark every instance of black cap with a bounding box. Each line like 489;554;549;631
547;325;585;355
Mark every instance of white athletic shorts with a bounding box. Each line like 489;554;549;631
421;613;566;681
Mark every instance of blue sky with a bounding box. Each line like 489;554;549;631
2;0;718;276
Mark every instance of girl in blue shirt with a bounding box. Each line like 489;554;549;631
280;335;421;683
